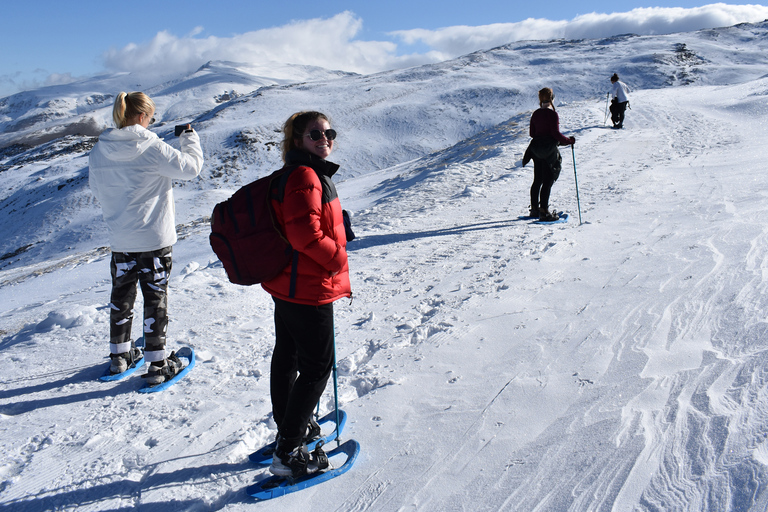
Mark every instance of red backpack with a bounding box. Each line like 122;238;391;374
209;166;298;285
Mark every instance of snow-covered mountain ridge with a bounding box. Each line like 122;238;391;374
2;20;768;271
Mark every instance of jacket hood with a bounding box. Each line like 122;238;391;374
95;125;159;162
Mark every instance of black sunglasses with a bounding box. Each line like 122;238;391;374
306;129;337;141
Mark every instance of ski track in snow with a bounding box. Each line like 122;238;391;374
3;70;768;512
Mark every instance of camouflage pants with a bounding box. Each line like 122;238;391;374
109;247;172;363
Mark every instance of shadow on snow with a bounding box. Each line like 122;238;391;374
347;218;520;251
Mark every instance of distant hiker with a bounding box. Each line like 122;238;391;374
89;91;204;384
522;87;575;222
609;73;630;129
264;111;351;478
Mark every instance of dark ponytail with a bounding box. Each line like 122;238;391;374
538;87;555;111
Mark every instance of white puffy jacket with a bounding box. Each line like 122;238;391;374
89;124;204;252
611;80;629;103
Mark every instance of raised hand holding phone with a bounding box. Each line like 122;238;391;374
174;124;192;136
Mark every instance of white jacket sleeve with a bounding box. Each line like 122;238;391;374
612;82;629;103
154;130;204;180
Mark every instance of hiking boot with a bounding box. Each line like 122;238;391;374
141;351;183;386
265;416;323;458
529;206;540;218
109;345;143;375
539;209;560;222
269;442;329;478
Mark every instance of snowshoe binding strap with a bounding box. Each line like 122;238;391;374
141;351;183;385
305;416;322;442
312;444;329;471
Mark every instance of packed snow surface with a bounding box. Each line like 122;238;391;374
2;21;768;511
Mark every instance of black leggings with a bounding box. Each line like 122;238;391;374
611;100;628;127
271;297;335;449
530;158;556;211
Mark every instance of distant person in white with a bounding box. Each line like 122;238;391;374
89;91;203;384
609;73;630;129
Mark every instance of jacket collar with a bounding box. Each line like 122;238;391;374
285;149;340;177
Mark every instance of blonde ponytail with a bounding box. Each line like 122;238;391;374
112;92;128;128
112;91;156;128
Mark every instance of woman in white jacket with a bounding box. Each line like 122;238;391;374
89;91;203;384
609;73;630;129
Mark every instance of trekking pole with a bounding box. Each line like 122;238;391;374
603;93;610;126
572;144;583;225
332;323;341;448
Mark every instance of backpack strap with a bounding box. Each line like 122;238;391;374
270;165;303;298
268;166;298;242
288;249;300;298
273;165;298;202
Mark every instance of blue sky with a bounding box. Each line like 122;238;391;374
2;1;767;98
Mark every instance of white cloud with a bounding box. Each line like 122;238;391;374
100;4;768;82
43;72;79;88
101;12;413;81
187;26;204;38
0;69;85;99
391;4;768;56
565;4;768;39
2;3;766;99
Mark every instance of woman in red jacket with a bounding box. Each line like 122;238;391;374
262;111;351;478
524;87;575;221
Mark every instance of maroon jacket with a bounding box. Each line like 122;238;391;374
529;107;572;146
262;150;351;306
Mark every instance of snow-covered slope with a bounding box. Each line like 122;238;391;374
2;21;768;511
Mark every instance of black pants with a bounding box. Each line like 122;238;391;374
109;247;172;363
530;158;556;212
271;297;335;449
611;100;628;127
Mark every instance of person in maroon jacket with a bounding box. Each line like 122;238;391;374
523;87;575;221
262;111;352;478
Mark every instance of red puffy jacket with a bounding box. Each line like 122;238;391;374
261;150;351;305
